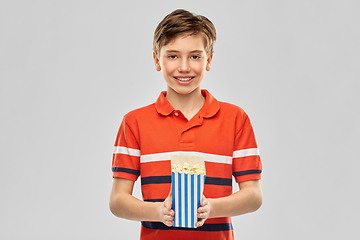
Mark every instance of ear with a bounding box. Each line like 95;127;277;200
206;53;213;71
153;52;161;71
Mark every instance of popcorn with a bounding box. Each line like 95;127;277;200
171;155;206;228
171;163;206;175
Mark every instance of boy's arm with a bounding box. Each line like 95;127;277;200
109;178;174;226
203;180;262;219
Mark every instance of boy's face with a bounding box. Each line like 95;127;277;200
153;33;213;96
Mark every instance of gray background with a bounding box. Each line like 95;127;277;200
1;0;359;239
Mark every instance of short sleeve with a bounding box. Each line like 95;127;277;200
112;117;141;181
232;111;262;182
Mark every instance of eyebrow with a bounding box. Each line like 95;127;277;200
165;50;204;54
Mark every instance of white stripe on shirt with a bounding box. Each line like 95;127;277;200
140;151;233;164
232;148;260;158
114;148;260;163
113;146;141;157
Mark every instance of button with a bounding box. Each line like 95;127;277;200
174;112;179;117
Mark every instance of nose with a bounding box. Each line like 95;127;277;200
178;59;190;72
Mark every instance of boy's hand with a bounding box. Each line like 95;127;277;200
158;191;174;227
196;195;210;227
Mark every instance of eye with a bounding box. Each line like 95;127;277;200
191;55;201;60
168;55;178;59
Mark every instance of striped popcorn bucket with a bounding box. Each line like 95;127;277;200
171;171;206;228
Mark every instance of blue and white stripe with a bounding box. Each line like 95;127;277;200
172;172;206;228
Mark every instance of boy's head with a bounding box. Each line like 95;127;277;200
153;9;216;57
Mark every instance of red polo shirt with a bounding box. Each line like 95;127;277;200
112;90;262;240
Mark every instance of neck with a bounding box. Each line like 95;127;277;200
166;87;205;120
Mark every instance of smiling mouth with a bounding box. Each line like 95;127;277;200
175;77;194;82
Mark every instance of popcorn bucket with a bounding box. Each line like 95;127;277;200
171;155;206;228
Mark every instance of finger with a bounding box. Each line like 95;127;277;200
197;211;207;219
163;204;175;216
164;205;174;215
164;210;175;218
163;209;174;219
198;204;209;214
164;196;173;210
196;218;205;227
201;197;208;206
164;214;174;221
164;220;174;227
198;206;204;213
164;202;171;212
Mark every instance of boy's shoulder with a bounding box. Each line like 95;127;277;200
218;100;244;110
218;100;247;117
123;103;156;120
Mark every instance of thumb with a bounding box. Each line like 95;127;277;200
164;191;173;210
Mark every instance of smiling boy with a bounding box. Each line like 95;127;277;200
153;32;212;120
110;9;263;240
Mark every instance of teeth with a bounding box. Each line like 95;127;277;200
176;77;192;81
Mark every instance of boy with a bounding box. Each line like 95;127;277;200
110;9;263;240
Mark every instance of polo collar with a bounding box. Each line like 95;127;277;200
155;89;220;118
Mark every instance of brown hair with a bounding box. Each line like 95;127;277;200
153;9;216;56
